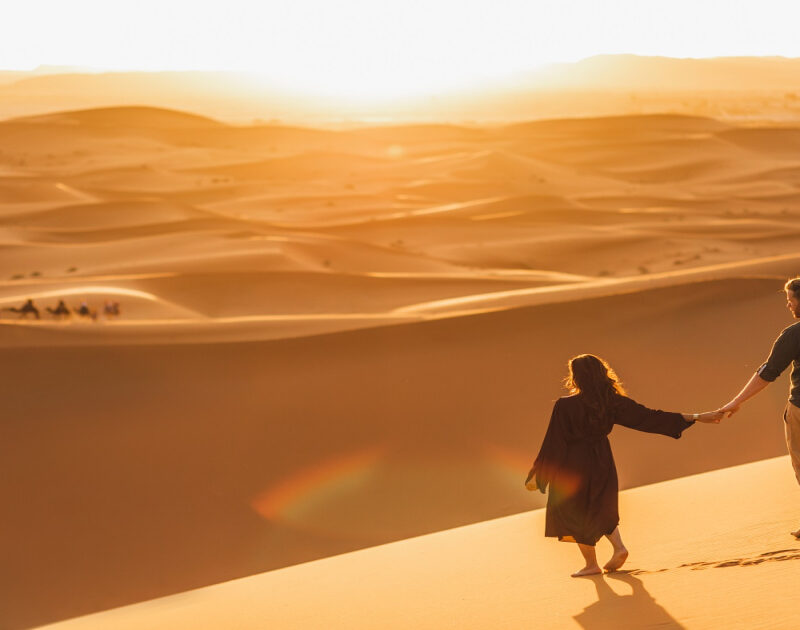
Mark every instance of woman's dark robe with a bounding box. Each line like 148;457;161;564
526;394;694;546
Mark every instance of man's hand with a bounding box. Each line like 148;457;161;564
718;401;740;418
717;374;770;419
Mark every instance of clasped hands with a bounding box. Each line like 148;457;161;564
695;410;725;424
705;400;742;424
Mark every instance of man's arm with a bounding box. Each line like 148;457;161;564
721;326;798;417
719;373;771;417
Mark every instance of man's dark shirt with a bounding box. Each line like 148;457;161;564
758;321;800;407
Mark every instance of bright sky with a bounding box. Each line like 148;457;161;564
3;0;799;101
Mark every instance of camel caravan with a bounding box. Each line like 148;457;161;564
2;298;121;321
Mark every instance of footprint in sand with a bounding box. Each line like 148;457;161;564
634;548;800;574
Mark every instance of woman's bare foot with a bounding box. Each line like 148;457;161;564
603;548;629;572
603;527;628;572
571;565;603;577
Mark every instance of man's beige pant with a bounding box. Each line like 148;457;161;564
784;402;800;485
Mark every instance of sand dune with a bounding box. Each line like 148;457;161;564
205;191;428;226
504;113;731;138
131;271;546;317
2;271;797;627
65;165;225;193
188;151;392;182
4;106;800;628
16;106;223;129
0;284;202;320
717;128;800;156
3;105;799;341
37;456;800;630
745;165;800;184
396;254;800;315
0;179;91;204
0;199;211;229
350;123;488;144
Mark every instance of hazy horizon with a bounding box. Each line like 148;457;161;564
4;54;800;126
6;0;800;101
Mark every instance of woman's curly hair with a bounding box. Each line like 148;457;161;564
564;354;626;420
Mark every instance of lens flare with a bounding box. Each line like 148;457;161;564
251;445;385;522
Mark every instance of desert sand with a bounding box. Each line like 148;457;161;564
38;456;800;629
2;106;800;628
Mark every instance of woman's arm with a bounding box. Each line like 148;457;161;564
614;396;699;438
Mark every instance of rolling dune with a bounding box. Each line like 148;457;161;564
3;106;800;628
0;179;91;204
0;199;211;229
2;273;797;628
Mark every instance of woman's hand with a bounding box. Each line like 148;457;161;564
524;467;537;491
695;410;724;424
718;400;741;418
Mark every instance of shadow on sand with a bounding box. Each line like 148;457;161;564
573;571;684;630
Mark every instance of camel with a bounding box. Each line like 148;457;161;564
3;298;40;319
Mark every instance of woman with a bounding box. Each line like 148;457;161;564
525;354;722;577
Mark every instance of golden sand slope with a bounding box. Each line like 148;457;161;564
2;107;800;343
1;110;800;318
2;271;798;629
4;107;800;628
39;456;800;630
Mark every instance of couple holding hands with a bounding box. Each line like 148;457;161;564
525;277;800;577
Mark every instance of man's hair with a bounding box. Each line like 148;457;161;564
786;278;800;298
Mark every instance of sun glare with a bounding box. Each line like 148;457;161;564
243;62;539;104
4;0;800;103
229;2;557;103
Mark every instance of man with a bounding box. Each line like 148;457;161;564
719;277;800;537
